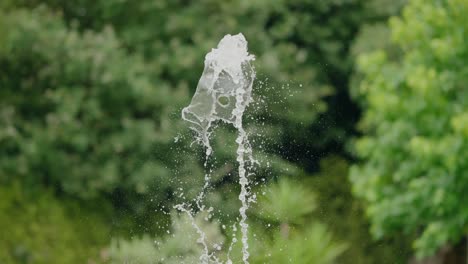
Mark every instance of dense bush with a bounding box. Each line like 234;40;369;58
0;7;199;206
248;177;346;264
0;182;110;264
0;0;380;232
310;156;412;263
109;178;346;264
2;0;375;180
0;0;407;208
350;0;468;257
109;212;225;264
0;0;428;262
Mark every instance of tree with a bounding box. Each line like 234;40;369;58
0;7;198;207
0;0;378;214
109;212;225;264
0;0;422;262
4;0;371;171
0;182;111;264
350;0;468;258
249;177;346;264
108;179;346;264
310;156;412;263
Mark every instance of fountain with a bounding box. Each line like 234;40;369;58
176;33;256;264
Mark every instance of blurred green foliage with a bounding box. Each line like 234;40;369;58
0;7;189;206
109;212;225;264
2;0;374;176
251;223;346;264
249;177;347;264
350;0;468;258
0;0;450;262
255;176;317;225
109;179;346;264
0;182;110;264
0;0;402;222
311;156;412;263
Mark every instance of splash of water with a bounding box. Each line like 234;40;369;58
180;33;255;264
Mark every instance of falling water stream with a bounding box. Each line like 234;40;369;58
175;33;256;264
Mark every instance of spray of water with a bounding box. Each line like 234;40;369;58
178;33;256;264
